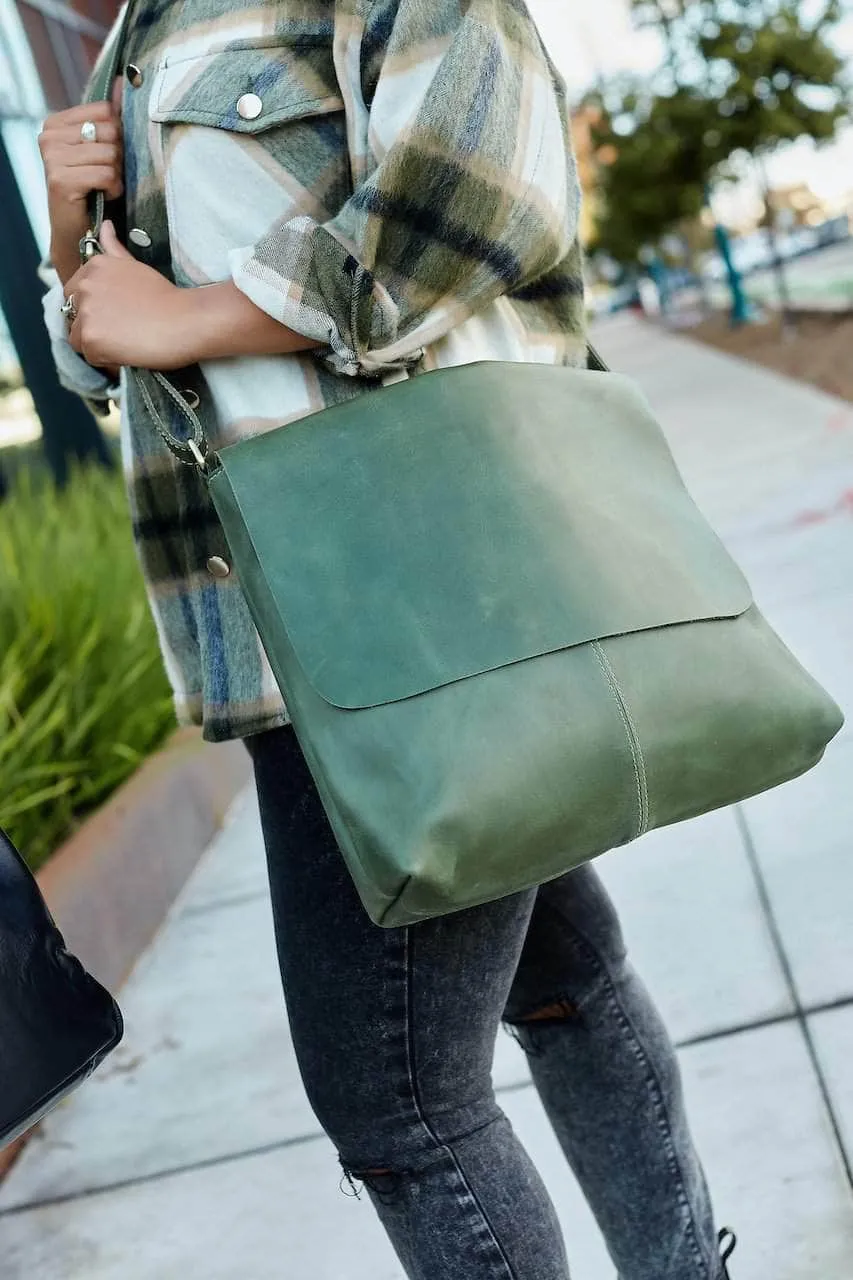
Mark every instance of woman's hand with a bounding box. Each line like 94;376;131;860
64;222;320;371
39;89;124;287
64;222;200;371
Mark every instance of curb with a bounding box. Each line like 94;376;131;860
788;304;853;320
0;728;252;1180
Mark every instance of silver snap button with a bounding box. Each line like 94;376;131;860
182;389;200;409
126;63;144;88
128;227;152;248
206;556;231;579
236;93;263;121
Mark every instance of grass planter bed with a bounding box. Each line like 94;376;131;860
0;463;177;868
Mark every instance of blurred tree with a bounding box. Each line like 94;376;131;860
696;1;848;151
595;0;850;316
629;0;691;77
587;85;714;265
696;1;849;320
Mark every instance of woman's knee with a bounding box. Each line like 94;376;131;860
294;1049;385;1159
297;1040;499;1181
503;864;629;1027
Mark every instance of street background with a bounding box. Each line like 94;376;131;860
2;316;852;1279
2;0;853;1275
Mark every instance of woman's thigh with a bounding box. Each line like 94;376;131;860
247;725;537;1167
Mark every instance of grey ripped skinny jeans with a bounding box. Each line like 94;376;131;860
247;724;730;1280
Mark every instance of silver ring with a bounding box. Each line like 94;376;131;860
60;294;78;323
80;120;97;143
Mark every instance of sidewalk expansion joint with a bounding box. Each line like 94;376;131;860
0;1130;328;1219
674;994;853;1051
735;803;853;1192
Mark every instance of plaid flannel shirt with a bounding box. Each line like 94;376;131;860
44;0;587;742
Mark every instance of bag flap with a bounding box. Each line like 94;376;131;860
149;41;343;132
213;363;752;710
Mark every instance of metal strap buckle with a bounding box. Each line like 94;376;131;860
79;232;102;261
187;439;208;473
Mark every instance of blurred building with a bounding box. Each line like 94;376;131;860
0;0;48;368
11;0;116;108
0;0;114;372
570;103;619;248
770;182;844;229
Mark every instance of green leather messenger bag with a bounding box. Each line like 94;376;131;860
83;0;842;927
133;355;842;926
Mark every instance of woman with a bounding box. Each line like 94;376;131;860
39;1;736;1275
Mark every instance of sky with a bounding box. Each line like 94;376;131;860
528;0;662;90
528;0;853;212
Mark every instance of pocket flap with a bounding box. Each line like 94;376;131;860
211;363;754;711
149;43;344;132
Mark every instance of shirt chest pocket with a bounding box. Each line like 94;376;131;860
148;43;350;285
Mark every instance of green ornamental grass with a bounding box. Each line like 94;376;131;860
0;464;176;870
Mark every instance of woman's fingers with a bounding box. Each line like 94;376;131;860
47;164;124;201
40;127;124;202
43;121;121;147
99;219;133;258
40;99;124;284
48;141;121;169
40;101;116;131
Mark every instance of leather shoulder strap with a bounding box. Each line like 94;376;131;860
586;341;609;372
83;1;136;251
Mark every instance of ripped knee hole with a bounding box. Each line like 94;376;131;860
340;1164;404;1201
512;999;579;1024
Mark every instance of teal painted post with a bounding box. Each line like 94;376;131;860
705;187;750;327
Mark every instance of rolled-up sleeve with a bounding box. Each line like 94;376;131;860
229;0;581;377
41;274;119;411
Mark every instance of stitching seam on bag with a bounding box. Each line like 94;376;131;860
591;641;649;837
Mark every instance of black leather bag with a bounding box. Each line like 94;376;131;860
0;827;123;1149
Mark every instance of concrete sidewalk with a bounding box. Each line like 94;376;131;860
3;316;853;1278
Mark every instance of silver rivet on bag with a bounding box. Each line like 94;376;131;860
206;556;231;579
237;93;263;121
128;227;152;248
